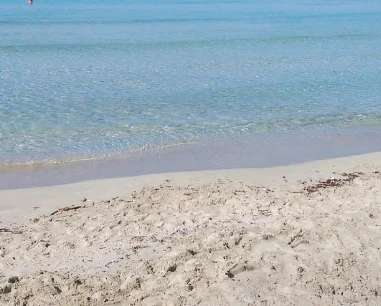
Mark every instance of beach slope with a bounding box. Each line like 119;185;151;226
1;153;381;305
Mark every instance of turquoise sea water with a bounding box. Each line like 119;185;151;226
1;0;381;166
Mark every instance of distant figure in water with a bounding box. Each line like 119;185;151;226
28;0;33;4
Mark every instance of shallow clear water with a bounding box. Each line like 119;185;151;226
1;0;381;165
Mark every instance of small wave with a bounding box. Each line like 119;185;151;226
0;17;225;26
0;141;197;173
1;33;379;52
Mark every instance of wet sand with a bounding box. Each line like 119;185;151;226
2;127;381;190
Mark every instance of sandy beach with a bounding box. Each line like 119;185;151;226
1;153;381;305
3;1;381;305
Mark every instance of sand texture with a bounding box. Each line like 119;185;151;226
1;154;381;305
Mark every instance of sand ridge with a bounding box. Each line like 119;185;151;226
1;162;381;305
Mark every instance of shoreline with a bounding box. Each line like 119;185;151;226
1;152;381;305
1;151;381;227
2;127;381;190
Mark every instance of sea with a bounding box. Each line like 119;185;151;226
1;0;381;188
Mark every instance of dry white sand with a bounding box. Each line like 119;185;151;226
1;153;381;305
